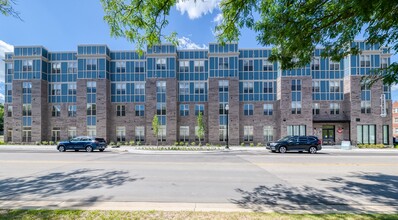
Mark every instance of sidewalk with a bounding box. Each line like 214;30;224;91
0;144;397;153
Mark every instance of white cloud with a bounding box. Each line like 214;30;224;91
178;37;208;49
213;13;223;25
0;40;14;83
176;0;220;19
391;84;398;92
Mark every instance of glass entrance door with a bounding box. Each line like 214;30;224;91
322;125;335;145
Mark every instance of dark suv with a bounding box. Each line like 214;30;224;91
57;136;107;152
266;136;322;154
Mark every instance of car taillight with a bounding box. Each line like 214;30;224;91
318;140;321;145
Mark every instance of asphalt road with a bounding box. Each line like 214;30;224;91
0;149;398;213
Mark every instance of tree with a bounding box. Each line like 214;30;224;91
152;114;159;146
196;111;204;145
0;0;21;20
101;0;398;85
0;104;4;134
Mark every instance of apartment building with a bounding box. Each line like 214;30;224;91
3;41;393;145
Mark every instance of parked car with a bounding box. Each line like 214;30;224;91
394;137;398;147
266;136;322;154
57;136;107;152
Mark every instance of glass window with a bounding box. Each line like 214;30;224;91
381;57;388;68
194;60;204;72
52;105;61;117
22;128;32;142
158;125;167;141
68;83;76;95
311;58;320;70
329;80;340;92
218;57;228;69
22;60;33;72
134;61;145;72
116;61;126;73
87;126;96;137
291;101;302;114
383;125;389;145
360;55;370;67
51;62;61;74
287;125;306;136
86;104;96;116
7;128;12;142
86;59;97;70
195;104;204;116
156;58;166;70
68;105;76;117
135;105;145;116
194;82;205;94
22;104;32;116
87;81;97;93
330;103;340;114
116;83;127;94
313;103;320;115
52;128;61;142
219;125;227;141
116;126;126;142
68;127;77;139
134;82;145;95
244;104;254;116
135;126;145;142
263;81;273;93
357;125;376;144
68;61;77;73
263;126;273;143
243;82;254;94
330;59;340;70
116;105;126;116
243;60;253;71
179;60;189;72
312;81;320;93
263;104;273;115
263;59;273;71
180;104;189;116
179;82;189;95
156;103;166;115
7;106;12;117
243;126;254;142
179;126;190;142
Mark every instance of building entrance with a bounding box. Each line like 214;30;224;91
322;125;335;145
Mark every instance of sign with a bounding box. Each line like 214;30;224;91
380;94;386;117
337;128;343;133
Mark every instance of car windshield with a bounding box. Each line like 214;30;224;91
278;136;292;141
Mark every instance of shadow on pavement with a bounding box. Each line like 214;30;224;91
232;172;398;213
0;169;143;200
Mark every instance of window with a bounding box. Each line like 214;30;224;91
116;61;126;73
87;126;96;137
330;59;340;70
219;125;227;141
263;81;273;93
291;101;302;114
195;126;204;142
313;103;320;115
116;105;126;116
158;125;166;141
134;82;145;95
243;126;253;142
361;82;371;114
383;125;389;145
219;57;228;69
243;60;253;71
360;55;370;67
194;60;204;72
7;128;12;142
381;57;388;68
287;125;306;136
395;108;398;113
179;126;189;142
395;128;398;134
51;83;61;96
51;62;61;73
52;128;61;142
312;81;320;93
87;81;97;93
194;82;205;94
23;82;32;94
156;58;166;70
134;61;145;72
357;125;376;144
68;62;77;73
135;126;145;142
22;128;32;142
263;59;273;71
329;80;340;92
263;126;273;143
156;81;166;93
7;106;12;117
116;126;126;142
291;80;302;114
156;103;166;115
135;105;145;116
395;118;398;123
68;127;77;139
179;60;189;72
6;63;13;74
244;104;254;116
330;103;340;114
116;83;126;94
291;79;301;91
311;58;320;70
263;104;273;115
180;104;189;116
86;104;96;116
68;105;76;117
68;83;76;95
52;105;60;117
243;82;254;94
22;60;33;72
179;82;189;95
22;104;32;116
86;59;97;70
195;104;204;116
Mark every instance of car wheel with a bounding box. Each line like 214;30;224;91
278;146;287;153
309;146;317;154
271;150;276;153
85;146;93;152
58;145;65;152
75;150;79;152
99;149;104;152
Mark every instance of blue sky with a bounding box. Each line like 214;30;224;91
0;0;397;100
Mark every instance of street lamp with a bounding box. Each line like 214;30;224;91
225;104;229;149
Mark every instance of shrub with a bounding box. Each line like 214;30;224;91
174;142;179;146
136;141;141;146
191;142;196;146
240;142;245;146
109;141;115;146
124;142;129;146
206;143;211;147
179;141;185;146
250;143;254;147
129;141;135;146
48;141;54;145
257;143;263;147
116;142;122;147
35;141;40;145
185;142;189;146
42;141;48;145
217;144;222;147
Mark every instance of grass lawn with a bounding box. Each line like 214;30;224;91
0;210;397;220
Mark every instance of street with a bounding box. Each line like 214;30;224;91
0;148;398;213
